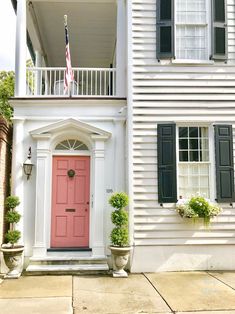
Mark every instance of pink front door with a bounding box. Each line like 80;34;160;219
51;156;90;248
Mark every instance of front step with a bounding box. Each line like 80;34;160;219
25;255;110;275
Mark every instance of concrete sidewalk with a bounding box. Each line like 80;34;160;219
0;272;235;314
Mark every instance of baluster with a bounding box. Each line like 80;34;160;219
86;70;88;95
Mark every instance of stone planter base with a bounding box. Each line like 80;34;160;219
109;246;132;278
1;245;24;279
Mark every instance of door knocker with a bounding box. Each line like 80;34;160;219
67;169;76;178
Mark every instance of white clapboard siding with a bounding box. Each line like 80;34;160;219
131;0;235;246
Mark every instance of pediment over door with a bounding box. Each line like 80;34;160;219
30;118;111;140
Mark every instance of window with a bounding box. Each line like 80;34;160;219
178;126;210;198
175;0;208;60
156;0;227;60
55;139;88;151
157;124;235;203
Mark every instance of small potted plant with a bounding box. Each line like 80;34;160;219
176;195;222;226
109;192;131;277
1;196;24;278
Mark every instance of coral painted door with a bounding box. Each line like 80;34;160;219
51;156;90;248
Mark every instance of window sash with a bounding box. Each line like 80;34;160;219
177;126;211;198
178;163;210;198
175;0;209;60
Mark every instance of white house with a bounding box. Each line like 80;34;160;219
7;0;235;273
8;0;127;273
129;0;235;272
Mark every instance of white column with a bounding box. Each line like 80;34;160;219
35;51;42;95
32;135;51;257
114;119;125;191
15;0;27;96
11;119;25;243
116;0;126;97
91;136;107;257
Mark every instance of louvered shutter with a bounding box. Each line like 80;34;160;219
157;124;177;203
215;125;235;202
156;0;174;59
212;0;227;59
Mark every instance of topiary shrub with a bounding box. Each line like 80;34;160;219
4;196;21;248
109;192;128;210
5;196;20;210
5;230;21;245
109;192;129;247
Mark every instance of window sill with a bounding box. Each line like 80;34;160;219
171;59;215;65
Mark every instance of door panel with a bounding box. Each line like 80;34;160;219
51;156;90;248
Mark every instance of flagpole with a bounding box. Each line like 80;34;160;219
64;14;73;97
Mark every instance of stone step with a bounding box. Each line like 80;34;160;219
29;256;107;266
25;263;109;275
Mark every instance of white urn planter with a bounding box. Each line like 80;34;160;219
1;245;24;279
110;246;132;277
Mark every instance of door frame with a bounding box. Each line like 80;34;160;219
31;123;110;258
51;154;91;248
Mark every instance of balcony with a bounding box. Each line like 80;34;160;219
14;0;126;98
26;67;116;97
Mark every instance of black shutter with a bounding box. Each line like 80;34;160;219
215;125;235;202
157;124;177;203
156;0;174;59
212;0;227;60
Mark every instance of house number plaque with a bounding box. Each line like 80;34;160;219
67;169;76;178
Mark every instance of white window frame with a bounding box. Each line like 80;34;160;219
176;123;216;201
173;0;212;62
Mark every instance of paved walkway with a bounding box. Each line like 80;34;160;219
0;272;235;313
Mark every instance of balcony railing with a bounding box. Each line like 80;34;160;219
26;67;116;97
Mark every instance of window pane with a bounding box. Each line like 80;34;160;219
160;0;172;20
190;150;199;161
179;139;188;149
68;139;76;148
179;127;188;137
200;138;209;149
214;0;225;22
55;144;67;150
189;139;198;149
179;151;188;161
189;127;199;137
199;127;208;137
200;150;209;161
160;27;172;53
214;27;225;55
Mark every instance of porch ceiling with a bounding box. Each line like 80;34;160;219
28;1;117;67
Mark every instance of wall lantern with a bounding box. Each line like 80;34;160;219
23;147;34;180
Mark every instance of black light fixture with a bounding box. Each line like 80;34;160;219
23;147;34;180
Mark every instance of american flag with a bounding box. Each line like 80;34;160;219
64;15;74;94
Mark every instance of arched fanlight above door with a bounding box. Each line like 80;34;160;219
55;139;89;151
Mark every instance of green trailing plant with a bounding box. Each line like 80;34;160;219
176;195;222;226
109;192;129;247
4;196;21;248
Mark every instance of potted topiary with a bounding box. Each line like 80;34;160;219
1;196;24;278
109;192;131;277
